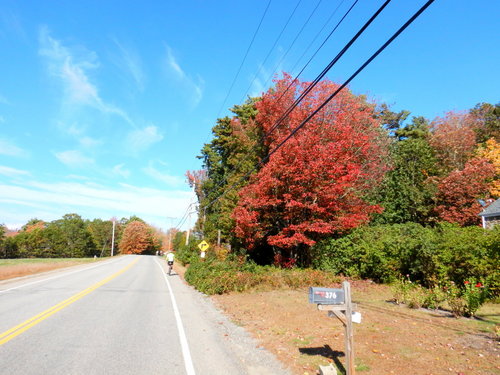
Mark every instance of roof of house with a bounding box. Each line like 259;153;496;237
479;198;500;217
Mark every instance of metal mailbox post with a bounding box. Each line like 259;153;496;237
309;281;356;375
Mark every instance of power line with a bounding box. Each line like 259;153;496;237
202;0;383;210
264;0;389;138
239;0;303;105
288;0;349;78
174;202;194;230
270;0;358;114
204;0;436;210
261;0;324;90
215;0;272;120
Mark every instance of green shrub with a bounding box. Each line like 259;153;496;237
175;237;201;266
312;222;499;298
184;257;340;295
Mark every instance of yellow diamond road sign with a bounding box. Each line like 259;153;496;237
198;240;209;252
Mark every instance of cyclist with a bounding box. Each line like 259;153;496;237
166;251;175;275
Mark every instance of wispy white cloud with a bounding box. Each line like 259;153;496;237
249;62;272;97
143;161;183;187
166;46;185;80
67;174;92;181
54;150;94;167
126;125;163;153
112;38;145;91
38;26;134;126
0;180;194;230
112;163;131;178
0;165;30;177
164;45;204;107
79;136;102;148
0;138;28;157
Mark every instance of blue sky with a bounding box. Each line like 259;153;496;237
0;0;498;230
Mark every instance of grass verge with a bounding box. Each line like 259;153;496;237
0;258;106;280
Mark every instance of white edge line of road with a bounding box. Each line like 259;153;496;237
155;258;196;375
0;256;127;295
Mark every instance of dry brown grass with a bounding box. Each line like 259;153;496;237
212;282;500;375
0;260;97;280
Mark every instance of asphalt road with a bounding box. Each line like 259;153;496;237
0;255;290;375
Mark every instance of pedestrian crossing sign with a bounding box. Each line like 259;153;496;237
198;240;209;252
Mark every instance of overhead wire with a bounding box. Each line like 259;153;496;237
239;0;303;105
198;0;363;211
204;0;436;210
174;202;194;230
215;0;273;121
269;0;358;115
287;0;349;79
263;0;390;138
261;0;324;91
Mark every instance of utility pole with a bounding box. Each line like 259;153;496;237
165;216;176;251
185;182;198;246
185;208;191;246
110;218;116;257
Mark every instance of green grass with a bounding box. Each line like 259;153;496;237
0;258;104;266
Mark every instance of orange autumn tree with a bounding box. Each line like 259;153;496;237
118;220;159;255
234;75;389;265
429;111;477;173
477;138;500;198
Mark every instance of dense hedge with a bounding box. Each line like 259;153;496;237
184;255;340;295
312;223;500;296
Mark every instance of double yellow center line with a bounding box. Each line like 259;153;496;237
0;258;139;346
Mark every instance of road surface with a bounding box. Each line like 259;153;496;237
0;255;290;375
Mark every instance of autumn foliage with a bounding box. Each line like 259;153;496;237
430;111;477;172
233;75;389;261
434;158;495;226
477;138;500;197
118;220;158;255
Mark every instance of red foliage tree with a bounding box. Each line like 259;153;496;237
118;220;157;254
434;158;495;226
186;169;207;203
233;75;389;264
430;111;477;172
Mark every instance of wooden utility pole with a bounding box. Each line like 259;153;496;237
110;218;116;257
344;281;355;374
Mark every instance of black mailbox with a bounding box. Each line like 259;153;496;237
308;287;345;305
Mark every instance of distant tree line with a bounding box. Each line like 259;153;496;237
0;214;163;259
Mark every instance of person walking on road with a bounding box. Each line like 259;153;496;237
166;251;175;275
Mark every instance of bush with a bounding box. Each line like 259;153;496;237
391;277;489;317
313;223;499;298
184;256;341;295
175;237;202;266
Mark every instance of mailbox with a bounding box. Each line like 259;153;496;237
308;287;345;305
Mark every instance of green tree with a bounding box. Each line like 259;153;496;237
86;219;114;256
49;214;96;257
0;224;6;258
2;236;19;259
372;116;438;225
470;102;500;143
196;97;264;245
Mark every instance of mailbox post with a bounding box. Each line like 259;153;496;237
309;281;357;375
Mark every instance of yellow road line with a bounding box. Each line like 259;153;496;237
0;258;139;346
